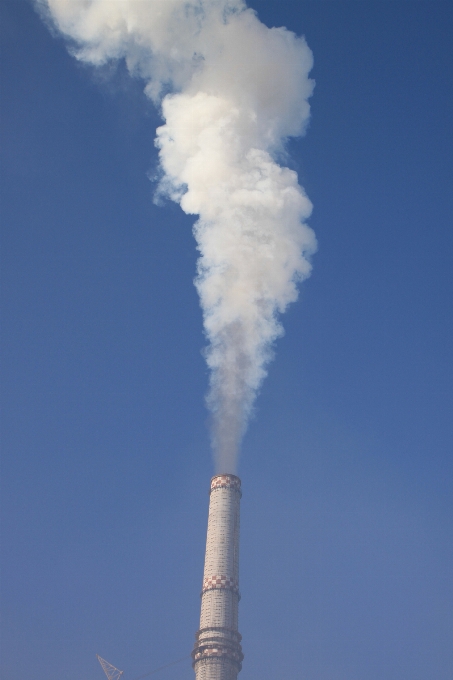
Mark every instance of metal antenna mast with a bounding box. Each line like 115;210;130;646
97;655;124;680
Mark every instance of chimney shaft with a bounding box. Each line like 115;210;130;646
192;474;244;680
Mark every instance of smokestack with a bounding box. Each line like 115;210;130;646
192;474;243;679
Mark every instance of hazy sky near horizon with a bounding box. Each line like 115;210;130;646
1;1;452;679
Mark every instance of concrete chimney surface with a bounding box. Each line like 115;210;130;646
192;474;243;680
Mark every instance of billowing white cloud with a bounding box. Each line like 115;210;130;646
37;0;316;471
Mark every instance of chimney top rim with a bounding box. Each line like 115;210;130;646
211;473;241;483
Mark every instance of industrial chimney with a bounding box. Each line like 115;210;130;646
192;474;244;680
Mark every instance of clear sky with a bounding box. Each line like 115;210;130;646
1;1;452;679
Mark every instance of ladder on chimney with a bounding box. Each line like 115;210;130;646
97;654;124;680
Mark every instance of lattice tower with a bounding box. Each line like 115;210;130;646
96;654;124;680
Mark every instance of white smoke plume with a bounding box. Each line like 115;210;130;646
37;0;317;473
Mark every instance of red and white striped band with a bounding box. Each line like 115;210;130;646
202;574;239;594
210;475;241;493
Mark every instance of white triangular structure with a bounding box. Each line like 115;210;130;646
96;654;124;680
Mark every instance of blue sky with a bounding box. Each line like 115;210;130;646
1;1;452;679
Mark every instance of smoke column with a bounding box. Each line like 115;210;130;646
37;0;317;472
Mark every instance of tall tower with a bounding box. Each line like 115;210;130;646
192;474;244;680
